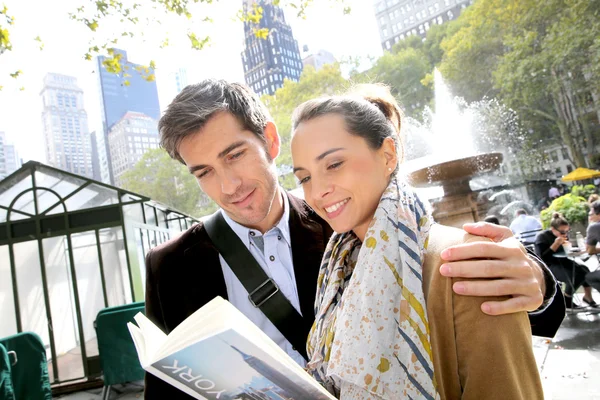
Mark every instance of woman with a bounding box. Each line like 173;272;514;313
535;212;598;308
290;85;543;399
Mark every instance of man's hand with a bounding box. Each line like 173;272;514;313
439;222;545;316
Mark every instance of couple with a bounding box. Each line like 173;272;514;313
145;80;563;399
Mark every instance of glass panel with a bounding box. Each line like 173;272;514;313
157;210;167;229
43;236;81;382
134;228;147;292
13;240;50;360
34;169;82;199
63;183;119;212
7;209;31;221
117;228;133;303
71;231;103;365
123;203;144;224
99;227;130;307
11;190;35;216
121;193;144;203
0;207;6;223
144;204;157;226
0;245;17;338
0;169;32;208
35;189;62;215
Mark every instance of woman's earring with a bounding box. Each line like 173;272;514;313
388;167;392;171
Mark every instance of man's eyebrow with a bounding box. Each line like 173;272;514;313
293;148;345;173
217;141;246;159
188;141;247;174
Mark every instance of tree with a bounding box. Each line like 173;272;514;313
0;0;348;88
363;47;433;120
439;0;600;169
120;148;217;218
262;63;349;189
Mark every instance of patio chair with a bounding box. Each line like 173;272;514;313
0;343;16;400
0;332;52;400
95;302;145;400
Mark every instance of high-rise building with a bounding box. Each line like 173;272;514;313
302;48;337;71
0;131;21;179
241;0;303;96
374;0;472;51
95;49;160;184
161;68;189;112
108;112;160;187
40;73;93;178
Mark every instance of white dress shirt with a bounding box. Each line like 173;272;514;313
510;214;542;242
219;193;306;366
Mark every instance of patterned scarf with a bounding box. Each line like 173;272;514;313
306;176;438;399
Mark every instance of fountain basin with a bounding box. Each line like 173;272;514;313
408;152;504;227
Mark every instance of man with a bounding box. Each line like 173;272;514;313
145;79;564;398
587;201;600;256
510;208;543;244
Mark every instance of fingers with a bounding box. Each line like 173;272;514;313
480;295;544;315
452;278;541;299
462;222;514;242
440;259;532;279
441;240;523;262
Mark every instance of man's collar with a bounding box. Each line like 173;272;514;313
220;187;291;246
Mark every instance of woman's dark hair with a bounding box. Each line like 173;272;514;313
550;212;569;230
483;215;500;225
591;200;600;216
291;83;405;164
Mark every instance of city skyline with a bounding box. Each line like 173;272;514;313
0;0;381;165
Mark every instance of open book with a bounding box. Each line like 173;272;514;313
128;296;335;400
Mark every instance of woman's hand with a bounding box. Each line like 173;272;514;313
439;222;546;315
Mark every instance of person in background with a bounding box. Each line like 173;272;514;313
586;200;600;258
510;209;543;245
535;213;598;308
484;215;500;225
588;194;599;205
549;186;560;201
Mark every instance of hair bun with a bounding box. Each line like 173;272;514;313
552;212;561;219
349;83;402;134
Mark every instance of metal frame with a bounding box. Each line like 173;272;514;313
0;161;199;386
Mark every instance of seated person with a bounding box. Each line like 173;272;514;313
510;208;542;244
535;213;598;308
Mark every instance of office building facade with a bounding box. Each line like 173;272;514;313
40;73;93;178
108;112;160;187
302;48;337;71
241;0;303;96
95;49;160;184
374;0;472;50
0;131;21;179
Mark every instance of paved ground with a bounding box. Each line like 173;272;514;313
57;301;600;399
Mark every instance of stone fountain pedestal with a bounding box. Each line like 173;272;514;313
409;153;503;228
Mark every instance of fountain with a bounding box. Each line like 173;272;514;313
406;70;504;227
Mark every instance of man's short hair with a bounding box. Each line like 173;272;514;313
515;208;528;216
158;79;272;164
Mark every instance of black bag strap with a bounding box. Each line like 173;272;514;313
204;211;308;360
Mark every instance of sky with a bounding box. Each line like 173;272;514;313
0;0;382;164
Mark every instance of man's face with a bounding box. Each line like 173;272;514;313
178;111;280;229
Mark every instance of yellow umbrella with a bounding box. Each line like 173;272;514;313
561;167;600;182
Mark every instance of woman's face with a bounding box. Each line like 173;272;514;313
291;114;397;241
551;224;570;239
